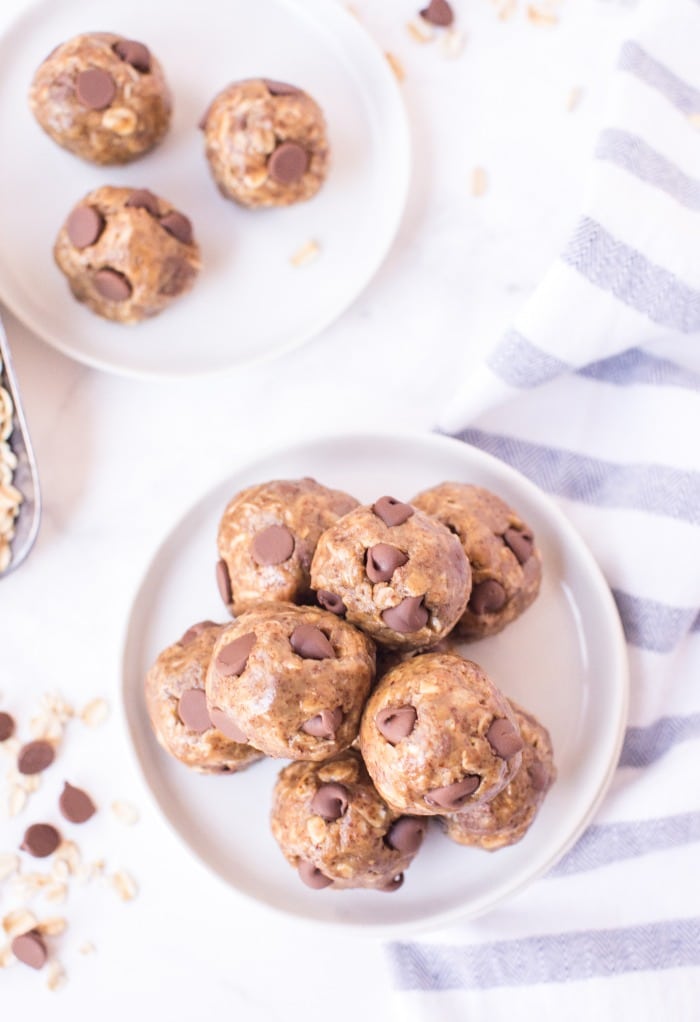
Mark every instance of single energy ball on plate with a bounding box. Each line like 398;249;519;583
205;602;376;761
54;185;201;324
440;700;556;850
359;652;523;815
200;78;330;208
310;496;471;651
412;483;542;640
216;478;358;616
144;620;264;775
28;32;171;164
271;748;426;892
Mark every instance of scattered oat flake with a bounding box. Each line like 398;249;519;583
0;853;19;881
290;239;320;268
441;27;466;58
111;800;140;826
494;0;517;20
407;18;434;43
0;943;14;968
46;959;67;991
470;166;489;196
385;51;405;82
37;916;67;937
566;86;583;111
80;698;109;728
3;908;37;936
78;940;96;955
527;5;559;25
110;869;138;902
54;840;81;874
8;786;27;817
44;882;68;904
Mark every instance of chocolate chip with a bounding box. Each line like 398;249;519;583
372;496;415;528
94;268;132;302
424;776;480;810
376;705;417;744
21;823;61;858
268;142;309;185
113;38;151;73
419;0;454;27
316;590;345;616
311;783;349;821
125;189;160;216
366;543;408;583
503;526;534;565
381;595;428;633
66;205;105;248
385;816;425;853
0;711;15;742
486;718;524;759
215;632;256;676
58;782;96;824
380;874;404;892
301;707;343;740
180;620;217;646
209;707;248;743
298;860;332;889
263;79;301;96
216;559;232;606
11;931;47;970
290;624;335;660
160;211;194;245
529;760;550;792
177;689;212;733
76;68;116;110
251;524;295;565
468;579;507;615
17;740;54;775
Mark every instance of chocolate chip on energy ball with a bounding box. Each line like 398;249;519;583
159;211;194;246
529;760;550;792
94;268;132;302
21;822;61;858
75;67;116;110
215;632;256;676
180;620;218;646
263;79;301;96
468;579;507;615
503;526;534;565
113;38;151;73
290;624;334;660
486;718;524;759
216;558;232;606
376;705;417;744
251;524;295;565
0;711;15;742
17;739;55;775
66;205;105;248
365;543;408;584
11;931;47;970
424;775;480;810
372;496;415;528
385;816;425;853
125;189;160;216
380;873;404;893
267;142;309;185
301;707;343;739
298;860;332;889
59;781;97;824
208;707;248;743
381;595;429;633
419;0;454;27
311;783;349;821
177;689;212;733
316;590;345;616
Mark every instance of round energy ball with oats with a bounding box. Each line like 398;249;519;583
271;748;427;893
145;620;264;775
359;652;523;816
29;32;171;164
215;477;358;617
54;185;201;324
205;602;375;761
200;78;330;208
310;496;471;651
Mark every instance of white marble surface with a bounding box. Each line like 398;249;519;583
0;0;638;1016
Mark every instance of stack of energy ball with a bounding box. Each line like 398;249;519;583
145;478;556;895
28;32;330;324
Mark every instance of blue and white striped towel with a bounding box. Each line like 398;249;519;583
388;1;700;1018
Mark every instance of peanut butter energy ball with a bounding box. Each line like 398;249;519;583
29;32;171;164
200;78;330;208
54;185;201;324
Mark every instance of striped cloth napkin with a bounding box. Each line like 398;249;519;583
387;1;700;1018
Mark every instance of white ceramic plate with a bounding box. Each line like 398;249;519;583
0;0;409;378
122;431;629;936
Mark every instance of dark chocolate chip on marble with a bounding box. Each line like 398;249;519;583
290;624;334;660
365;543;408;584
301;707;343;740
59;782;96;824
419;0;454;26
177;689;212;733
76;68;116;110
94;268;132;302
268;141;309;185
486;718;524;759
468;579;507;615
529;760;550;792
316;589;345;616
372;496;414;528
208;707;249;744
180;620;218;646
376;705;417;744
17;740;55;775
424;775;480;810
216;559;232;606
21;822;61;858
263;79;301;96
159;211;193;246
215;632;256;676
113;38;151;73
0;711;15;742
385;816;425;853
125;188;160;216
251;524;295;565
382;595;428;633
503;526;534;565
11;931;47;970
311;783;349;821
66;205;105;248
380;873;404;892
298;860;332;889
